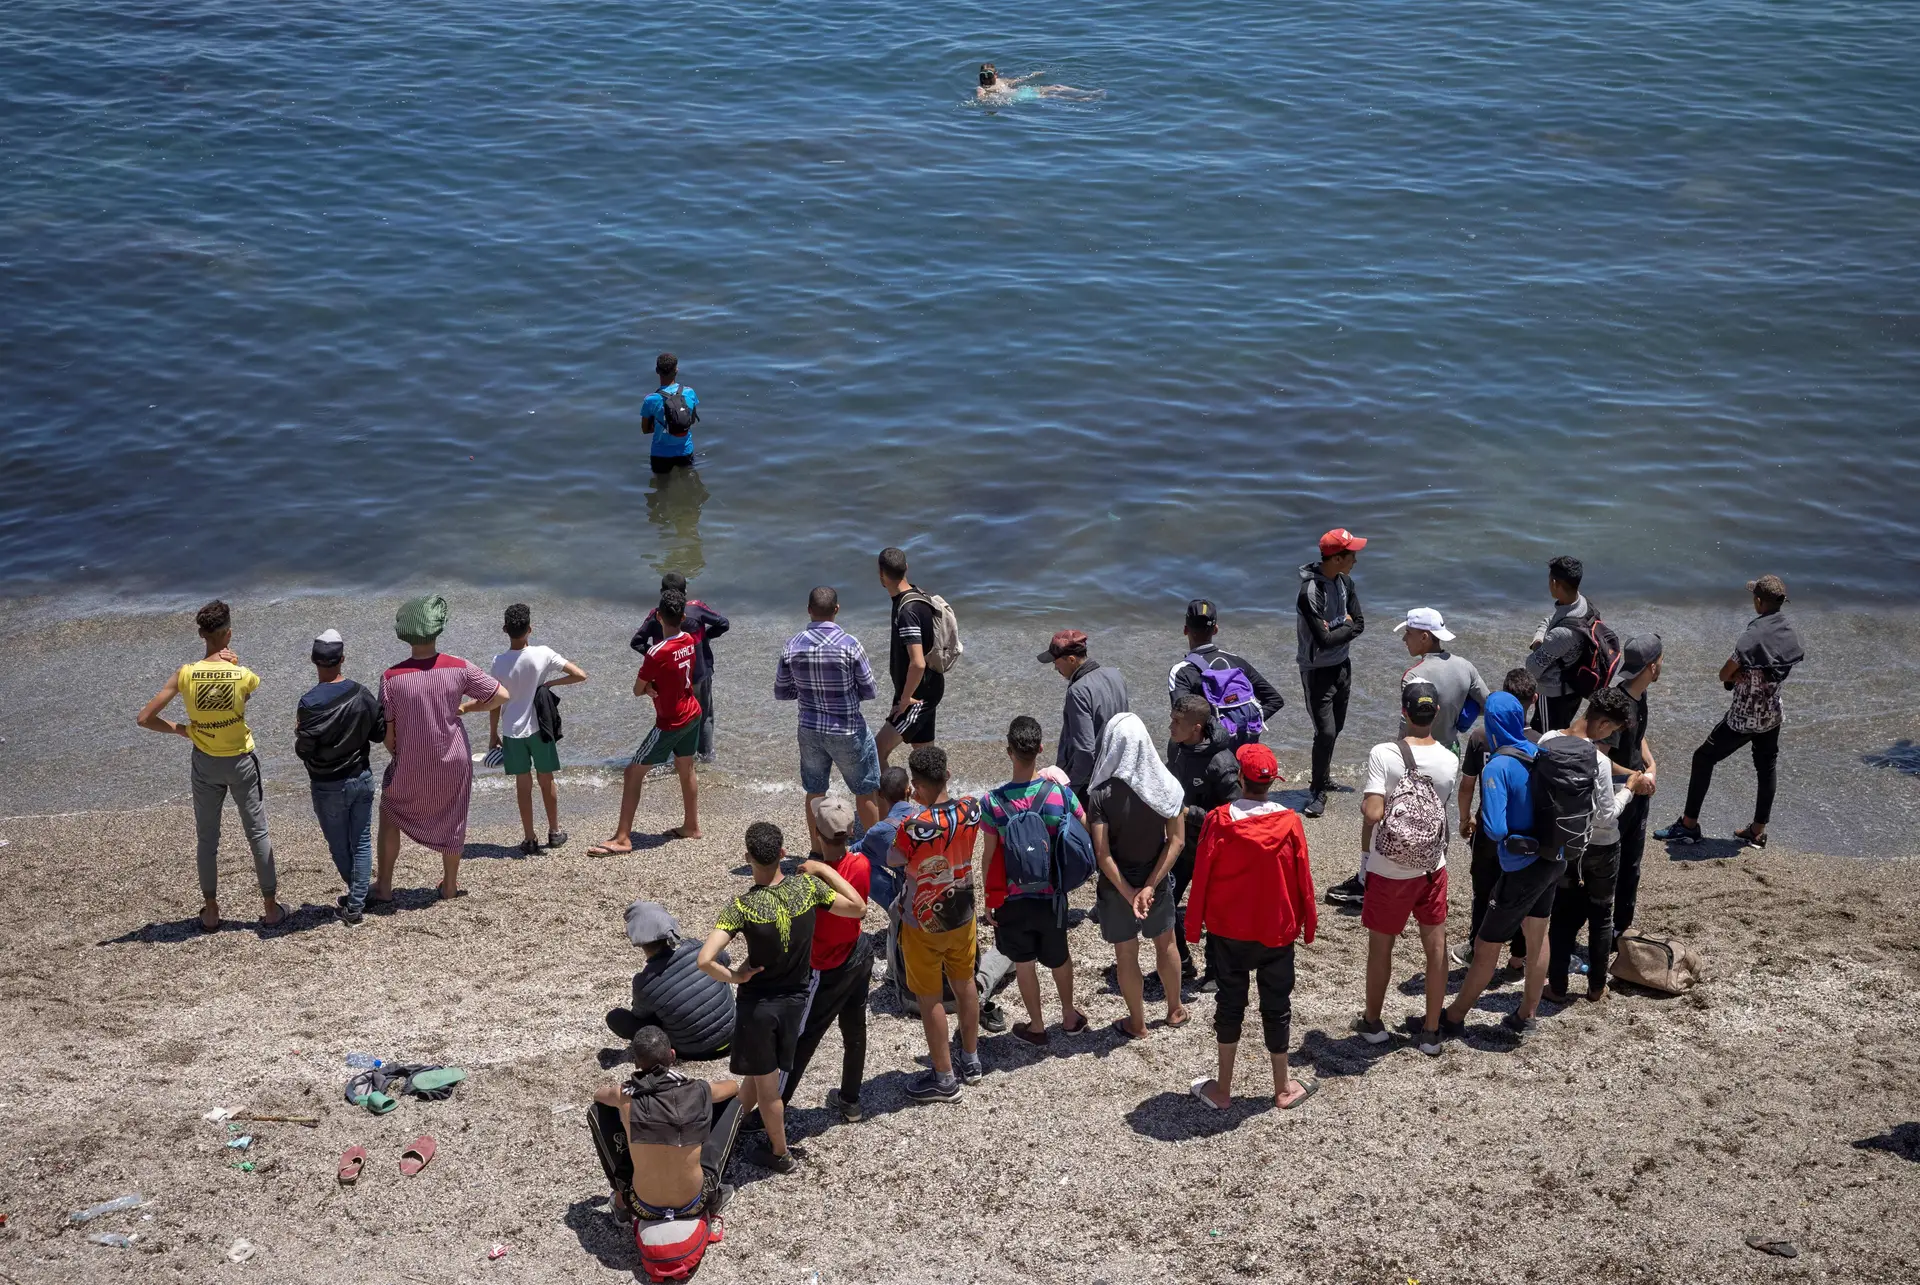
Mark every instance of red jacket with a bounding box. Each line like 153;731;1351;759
1184;802;1317;948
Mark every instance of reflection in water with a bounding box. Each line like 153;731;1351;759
644;466;709;581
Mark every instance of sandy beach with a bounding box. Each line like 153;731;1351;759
3;734;1917;1284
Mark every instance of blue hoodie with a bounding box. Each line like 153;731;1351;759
1480;692;1538;872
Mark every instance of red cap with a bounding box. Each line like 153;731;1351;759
1037;629;1089;663
1234;742;1282;784
1318;528;1368;556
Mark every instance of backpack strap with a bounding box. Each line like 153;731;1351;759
1397;738;1417;775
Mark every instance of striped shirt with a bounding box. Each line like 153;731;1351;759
774;622;878;735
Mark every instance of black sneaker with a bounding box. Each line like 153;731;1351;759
1404;1016;1444;1056
1734;825;1768;849
1350;1015;1390;1046
339;906;364;926
739;1109;766;1135
955;1049;984;1085
762;1148;802;1176
906;1071;961;1103
980;1003;1009;1035
1180;958;1199;983
1436;1012;1468;1042
1196;975;1220;995
546;829;568;849
516;838;542;858
1302;793;1328;819
709;1183;735;1216
827;1089;863;1124
1653;818;1702;845
1501;1011;1537;1038
1324;875;1366;906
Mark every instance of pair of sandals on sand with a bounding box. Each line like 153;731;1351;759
337;1136;437;1185
1189;1077;1319;1111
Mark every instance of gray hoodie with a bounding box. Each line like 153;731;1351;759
1526;594;1592;698
1296;563;1364;670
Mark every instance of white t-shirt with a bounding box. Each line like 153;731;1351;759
1362;738;1461;880
489;644;569;740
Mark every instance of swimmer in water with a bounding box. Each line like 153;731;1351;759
975;63;1100;104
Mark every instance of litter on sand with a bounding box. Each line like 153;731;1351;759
70;1194;145;1224
487;1243;509;1260
88;1232;134;1248
226;1135;253;1150
228;1238;258;1263
203;1107;237;1123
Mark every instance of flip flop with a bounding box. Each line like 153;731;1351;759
337;1146;366;1185
585;842;631;857
1165;1011;1192;1030
406;1067;467;1098
1277;1078;1320;1111
1189;1077;1226;1110
1060;1010;1089;1035
399;1135;436;1177
1111;1020;1147;1041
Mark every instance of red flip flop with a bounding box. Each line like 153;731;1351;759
399;1135;436;1177
337;1145;367;1185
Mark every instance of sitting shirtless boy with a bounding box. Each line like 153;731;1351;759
590;1026;742;1223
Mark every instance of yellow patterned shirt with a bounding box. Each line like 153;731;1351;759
177;659;261;756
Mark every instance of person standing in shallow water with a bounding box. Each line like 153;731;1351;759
642;352;700;477
136;599;282;931
374;595;508;903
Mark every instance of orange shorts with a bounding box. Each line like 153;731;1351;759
899;921;976;997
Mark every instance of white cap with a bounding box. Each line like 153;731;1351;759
1394;607;1455;642
315;628;344;646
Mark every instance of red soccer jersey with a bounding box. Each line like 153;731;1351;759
638;631;703;730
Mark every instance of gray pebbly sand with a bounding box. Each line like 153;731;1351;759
3;745;1919;1285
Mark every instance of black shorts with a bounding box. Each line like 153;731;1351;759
1477;855;1567;947
887;697;938;745
993;897;1069;969
650;453;695;475
729;990;807;1078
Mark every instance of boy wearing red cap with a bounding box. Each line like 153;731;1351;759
1297;529;1367;824
1185;743;1319;1111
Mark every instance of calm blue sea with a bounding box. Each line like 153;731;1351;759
3;0;1917;616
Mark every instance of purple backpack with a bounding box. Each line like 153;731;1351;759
1188;652;1264;746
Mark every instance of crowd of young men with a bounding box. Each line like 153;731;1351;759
126;538;1805;1237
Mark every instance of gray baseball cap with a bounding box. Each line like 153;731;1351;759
1618;634;1663;683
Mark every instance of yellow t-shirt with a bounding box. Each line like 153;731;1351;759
177;658;261;756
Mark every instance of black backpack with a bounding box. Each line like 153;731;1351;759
1567;608;1623;698
1497;737;1596;862
655;385;698;437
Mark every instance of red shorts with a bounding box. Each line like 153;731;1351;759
1360;866;1449;936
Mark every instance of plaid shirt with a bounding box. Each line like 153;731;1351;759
774;622;877;735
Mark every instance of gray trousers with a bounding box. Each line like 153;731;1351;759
191;749;276;901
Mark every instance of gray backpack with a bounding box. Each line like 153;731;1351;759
1375;740;1447;874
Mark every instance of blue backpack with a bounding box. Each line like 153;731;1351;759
994;785;1098;916
1188;652;1264;746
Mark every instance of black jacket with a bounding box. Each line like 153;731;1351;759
1167;724;1243;817
630;939;735;1059
294;679;385;782
1168;644;1286;718
631;600;731;682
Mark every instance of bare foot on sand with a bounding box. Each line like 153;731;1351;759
586;838;633;857
260;901;285;928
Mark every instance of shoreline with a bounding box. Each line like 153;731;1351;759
6;587;1917;858
1;783;1917;1283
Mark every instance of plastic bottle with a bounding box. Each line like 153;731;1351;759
345;1053;382;1069
70;1194;144;1224
89;1232;134;1248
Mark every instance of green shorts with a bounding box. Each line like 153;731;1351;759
633;720;701;767
501;735;560;777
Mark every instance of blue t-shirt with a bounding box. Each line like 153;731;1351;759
642;383;698;458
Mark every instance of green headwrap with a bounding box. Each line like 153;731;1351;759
395;595;449;646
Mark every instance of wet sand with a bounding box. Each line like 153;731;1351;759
2;755;1918;1283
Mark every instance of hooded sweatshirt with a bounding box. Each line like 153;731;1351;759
1296;563;1364;670
1185;800;1317;948
1479;692;1540;872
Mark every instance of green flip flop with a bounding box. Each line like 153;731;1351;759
406;1067;467;1099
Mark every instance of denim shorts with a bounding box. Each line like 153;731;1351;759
798;726;881;796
